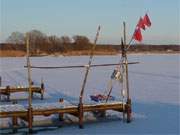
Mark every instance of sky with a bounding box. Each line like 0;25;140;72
0;0;179;44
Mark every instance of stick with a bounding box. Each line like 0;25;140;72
79;25;101;102
24;62;139;69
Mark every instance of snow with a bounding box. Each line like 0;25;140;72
0;104;27;112
0;54;179;134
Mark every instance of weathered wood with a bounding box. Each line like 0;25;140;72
41;82;45;100
26;33;33;133
0;86;44;100
25;62;139;69
0;101;130;132
78;103;83;128
126;98;132;123
0;86;42;93
12;115;18;130
12;100;18;133
59;98;64;121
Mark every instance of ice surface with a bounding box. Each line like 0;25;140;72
0;54;179;134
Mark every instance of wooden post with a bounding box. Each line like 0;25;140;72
59;98;64;121
0;77;1;100
123;22;126;46
0;76;1;87
123;22;131;123
26;33;33;133
40;79;44;100
121;38;126;122
6;85;10;101
123;22;129;100
126;98;132;123
12;100;18;133
78;102;83;128
78;26;101;129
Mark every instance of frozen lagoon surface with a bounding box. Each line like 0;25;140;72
0;54;179;134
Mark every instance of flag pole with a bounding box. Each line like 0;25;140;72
126;31;134;51
123;22;131;123
123;22;130;100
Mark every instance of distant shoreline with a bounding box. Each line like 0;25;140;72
1;43;179;57
0;50;179;57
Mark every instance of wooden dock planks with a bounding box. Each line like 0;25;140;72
0;100;130;132
0;101;125;118
0;104;27;118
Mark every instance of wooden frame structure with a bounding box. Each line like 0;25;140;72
0;22;134;133
0;100;129;132
0;84;45;101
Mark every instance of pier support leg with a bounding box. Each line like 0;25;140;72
6;86;10;101
59;113;64;121
12;101;18;133
41;82;44;100
12;116;18;133
126;98;132;123
78;103;84;129
98;111;106;117
59;98;64;121
41;93;44;100
31;92;33;99
28;107;33;133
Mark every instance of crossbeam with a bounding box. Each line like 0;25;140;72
24;62;139;69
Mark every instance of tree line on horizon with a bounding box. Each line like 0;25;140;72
1;30;179;55
4;30;92;54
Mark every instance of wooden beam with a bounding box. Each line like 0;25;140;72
24;62;139;69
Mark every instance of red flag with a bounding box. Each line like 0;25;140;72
133;28;142;42
137;17;146;30
143;14;151;27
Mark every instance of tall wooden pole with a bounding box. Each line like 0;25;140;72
26;33;33;133
121;37;126;122
123;22;126;46
123;22;130;100
78;26;101;128
123;22;131;123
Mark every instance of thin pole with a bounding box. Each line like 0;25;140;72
121;37;126;122
79;25;101;128
123;22;130;100
123;22;131;123
123;22;126;45
26;33;33;133
24;62;139;69
79;25;101;103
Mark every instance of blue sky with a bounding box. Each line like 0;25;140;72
0;0;179;44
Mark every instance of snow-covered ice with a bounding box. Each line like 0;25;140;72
0;54;179;134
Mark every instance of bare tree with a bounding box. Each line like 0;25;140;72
6;32;25;44
60;36;72;44
73;35;90;45
72;35;91;50
27;30;47;54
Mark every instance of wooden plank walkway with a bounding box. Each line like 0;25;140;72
0;101;125;118
0;100;131;132
0;104;27;118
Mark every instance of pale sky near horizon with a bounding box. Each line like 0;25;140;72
0;0;179;44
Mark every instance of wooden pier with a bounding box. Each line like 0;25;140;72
0;100;131;131
0;23;134;133
0;83;44;101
